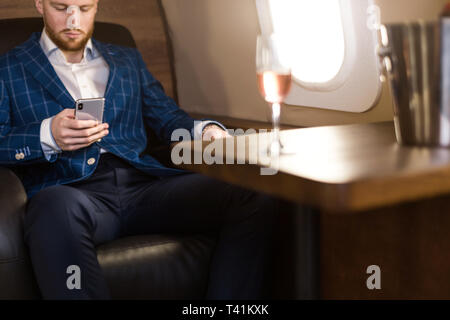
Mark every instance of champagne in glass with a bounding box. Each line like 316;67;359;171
256;34;292;156
257;71;292;104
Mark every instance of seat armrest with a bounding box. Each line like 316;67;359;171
0;168;41;299
0;167;27;263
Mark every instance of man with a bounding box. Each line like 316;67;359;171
0;0;275;299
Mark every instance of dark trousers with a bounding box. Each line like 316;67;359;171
23;153;276;299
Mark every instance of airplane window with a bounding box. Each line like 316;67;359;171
269;0;345;84
257;0;382;113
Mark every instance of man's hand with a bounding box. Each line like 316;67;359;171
51;109;109;151
202;124;231;141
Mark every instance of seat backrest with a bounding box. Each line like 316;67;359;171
0;18;137;56
0;0;177;102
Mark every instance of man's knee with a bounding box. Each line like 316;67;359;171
227;185;277;228
24;185;93;239
249;192;277;230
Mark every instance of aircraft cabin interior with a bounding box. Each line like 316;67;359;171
1;0;450;303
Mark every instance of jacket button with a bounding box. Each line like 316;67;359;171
87;157;96;165
15;152;25;160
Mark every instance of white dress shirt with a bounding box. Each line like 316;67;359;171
39;29;109;158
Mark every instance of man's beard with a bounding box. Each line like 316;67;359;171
44;18;94;52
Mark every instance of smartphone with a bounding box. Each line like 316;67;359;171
74;98;105;122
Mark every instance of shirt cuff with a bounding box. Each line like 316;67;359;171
192;120;227;140
40;117;61;161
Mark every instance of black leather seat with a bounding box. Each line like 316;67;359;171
0;18;217;299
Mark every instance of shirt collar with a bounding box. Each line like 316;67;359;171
39;28;96;64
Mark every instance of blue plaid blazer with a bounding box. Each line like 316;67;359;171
0;32;199;198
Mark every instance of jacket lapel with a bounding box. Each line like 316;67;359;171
14;32;75;109
14;34;126;117
92;40;123;105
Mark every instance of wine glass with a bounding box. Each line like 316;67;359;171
256;33;292;156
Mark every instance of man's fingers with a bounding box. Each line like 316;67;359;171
202;128;230;141
53;109;109;151
58;108;77;120
63;118;100;130
61;129;109;145
61;108;76;116
62;120;109;137
60;127;97;139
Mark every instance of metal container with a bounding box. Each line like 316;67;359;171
379;21;450;147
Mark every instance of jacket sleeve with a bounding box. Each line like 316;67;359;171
135;49;196;145
0;79;57;166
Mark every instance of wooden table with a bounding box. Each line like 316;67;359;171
175;121;450;299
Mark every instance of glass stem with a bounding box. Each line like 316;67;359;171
272;102;281;152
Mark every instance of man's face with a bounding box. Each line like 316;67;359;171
35;0;98;52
